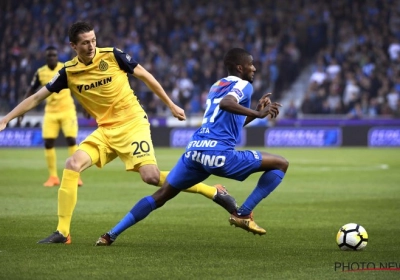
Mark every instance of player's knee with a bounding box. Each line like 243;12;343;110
65;137;76;146
44;139;55;149
277;156;289;173
141;174;160;186
64;156;81;172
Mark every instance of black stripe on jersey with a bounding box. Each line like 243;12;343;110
113;48;138;74
99;50;113;53
45;67;68;93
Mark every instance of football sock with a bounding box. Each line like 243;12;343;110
237;170;285;216
45;148;57;177
68;145;78;156
159;171;215;199
108;196;156;238
57;169;79;236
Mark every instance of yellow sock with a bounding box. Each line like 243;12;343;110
57;169;79;236
159;171;216;200
44;148;57;177
68;145;78;156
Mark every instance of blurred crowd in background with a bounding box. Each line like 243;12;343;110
0;0;399;119
298;0;400;119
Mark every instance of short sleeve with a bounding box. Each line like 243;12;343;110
113;48;138;74
45;67;68;93
227;81;253;104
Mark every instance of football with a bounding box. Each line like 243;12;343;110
336;223;368;251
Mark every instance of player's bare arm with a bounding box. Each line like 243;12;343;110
220;95;281;125
132;64;186;121
0;86;52;131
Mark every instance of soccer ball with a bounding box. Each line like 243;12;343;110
336;223;368;251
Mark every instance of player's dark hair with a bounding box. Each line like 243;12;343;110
68;21;94;44
45;46;57;51
223;48;251;74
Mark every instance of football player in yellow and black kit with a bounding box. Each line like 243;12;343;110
0;21;237;244
18;46;83;187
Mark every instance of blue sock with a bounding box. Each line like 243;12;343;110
108;196;157;239
237;170;285;216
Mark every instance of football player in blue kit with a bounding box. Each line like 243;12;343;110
95;48;289;245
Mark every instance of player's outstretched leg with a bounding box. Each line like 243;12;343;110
94;186;238;246
228;211;266;235
95;195;158;246
95;183;187;246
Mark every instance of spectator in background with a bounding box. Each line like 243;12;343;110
284;99;298;119
299;0;400;118
392;99;400;118
342;73;360;111
326;57;341;81
388;37;400;62
300;93;314;114
326;79;343;114
0;76;9;112
173;70;194;111
347;103;364;119
309;63;327;86
387;87;399;112
367;98;379;117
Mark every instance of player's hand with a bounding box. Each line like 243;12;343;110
170;104;186;121
256;93;272;111
257;101;282;119
0;118;8;132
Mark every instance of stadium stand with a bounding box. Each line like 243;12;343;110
0;0;398;119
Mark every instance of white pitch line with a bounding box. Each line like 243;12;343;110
294;164;390;172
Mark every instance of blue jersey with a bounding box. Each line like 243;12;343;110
186;76;253;151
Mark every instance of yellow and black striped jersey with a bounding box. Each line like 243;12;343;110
31;62;75;113
46;47;144;127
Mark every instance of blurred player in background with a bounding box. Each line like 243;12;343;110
0;21;237;244
18;46;83;187
95;48;289;246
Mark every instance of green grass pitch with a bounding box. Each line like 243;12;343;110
0;147;399;280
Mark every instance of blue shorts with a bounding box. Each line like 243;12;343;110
167;150;262;190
